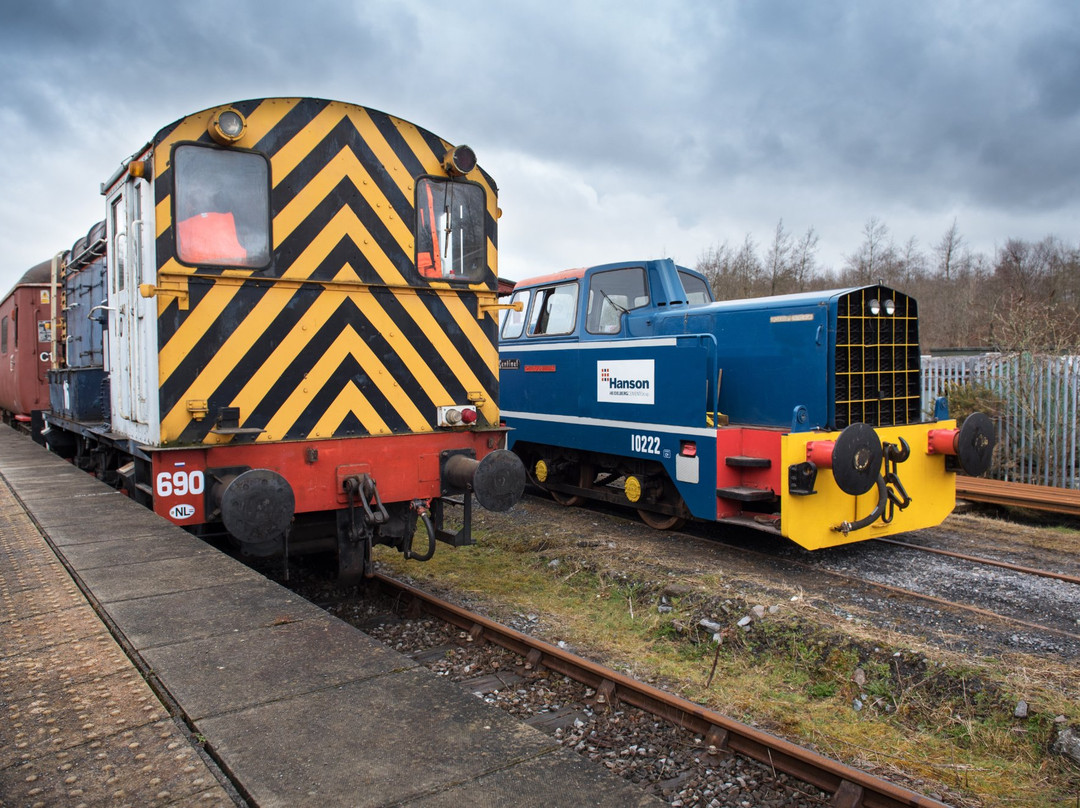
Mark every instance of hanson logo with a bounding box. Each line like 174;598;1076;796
597;359;654;404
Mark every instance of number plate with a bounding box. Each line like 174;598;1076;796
631;433;661;456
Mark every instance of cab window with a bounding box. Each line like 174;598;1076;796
174;144;271;269
586;267;649;334
1;316;7;354
500;289;531;339
111;196;126;290
416;178;486;282
679;270;713;305
527;283;578;336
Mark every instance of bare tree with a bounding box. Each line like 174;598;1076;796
844;216;894;284
1041;236;1080;307
697;221;1079;353
995;237;1053;298
934;218;963;280
696;241;735;300
732;233;762;298
986;236;1080;352
791;226;819;291
764;219;793;295
990;297;1080;353
897;236;925;287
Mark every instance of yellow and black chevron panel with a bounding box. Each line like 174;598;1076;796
148;98;500;445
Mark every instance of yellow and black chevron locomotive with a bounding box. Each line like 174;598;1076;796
37;97;525;580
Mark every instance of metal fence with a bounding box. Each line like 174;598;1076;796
921;354;1080;489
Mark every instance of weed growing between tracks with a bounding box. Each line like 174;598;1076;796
374;499;1080;807
948;512;1080;557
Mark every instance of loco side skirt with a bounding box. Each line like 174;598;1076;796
507;412;959;549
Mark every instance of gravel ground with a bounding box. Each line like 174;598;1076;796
795;541;1080;657
321;593;838;808
488;495;1080;664
260;495;1079;807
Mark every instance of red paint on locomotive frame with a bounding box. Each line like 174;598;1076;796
714;427;784;519
149;430;505;526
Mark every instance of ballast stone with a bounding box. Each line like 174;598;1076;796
1052;725;1080;766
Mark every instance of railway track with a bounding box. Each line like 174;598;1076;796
956;476;1080;517
521;487;1080;654
369;572;949;808
873;537;1080;587
270;488;1077;805
553;487;1080;646
722;539;1080;651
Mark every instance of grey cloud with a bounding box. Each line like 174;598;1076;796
2;0;1079;288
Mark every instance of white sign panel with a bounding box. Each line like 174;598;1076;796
597;359;654;404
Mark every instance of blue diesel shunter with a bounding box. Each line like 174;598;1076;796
498;259;995;548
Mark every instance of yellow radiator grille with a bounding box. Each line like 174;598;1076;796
834;286;921;428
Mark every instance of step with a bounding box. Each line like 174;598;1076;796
724;455;772;469
716;486;775;502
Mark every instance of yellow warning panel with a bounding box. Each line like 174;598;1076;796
780;421;958;549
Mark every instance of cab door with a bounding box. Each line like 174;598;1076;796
105;172;158;443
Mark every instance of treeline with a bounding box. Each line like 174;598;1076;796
695;217;1080;352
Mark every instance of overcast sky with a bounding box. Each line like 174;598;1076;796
1;0;1078;293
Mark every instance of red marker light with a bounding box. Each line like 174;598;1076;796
680;441;697;457
461;408;478;424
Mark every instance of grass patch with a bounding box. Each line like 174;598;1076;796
948;512;1080;554
374;509;1080;806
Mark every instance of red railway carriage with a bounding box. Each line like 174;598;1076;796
0;260;56;439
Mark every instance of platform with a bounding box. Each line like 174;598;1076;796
0;427;659;807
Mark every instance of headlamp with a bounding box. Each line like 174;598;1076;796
207;108;247;145
868;298;881;316
442;144;477;176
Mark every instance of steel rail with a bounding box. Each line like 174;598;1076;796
873;538;1080;587
955;476;1080;517
722;544;1080;645
374;572;948;808
544;494;1080;641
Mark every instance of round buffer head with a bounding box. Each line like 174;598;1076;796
956;412;996;477
831;422;884;496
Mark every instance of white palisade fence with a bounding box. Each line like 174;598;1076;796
922;354;1080;489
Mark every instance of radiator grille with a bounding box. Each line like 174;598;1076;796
834;286;921;428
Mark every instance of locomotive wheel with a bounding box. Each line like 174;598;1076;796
548;474;582;505
549;488;582;506
549;463;593;507
636;509;686;530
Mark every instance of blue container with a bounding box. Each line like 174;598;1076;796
49;367;106;421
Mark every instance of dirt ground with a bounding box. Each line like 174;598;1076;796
338;493;1080;805
467;495;1080;667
